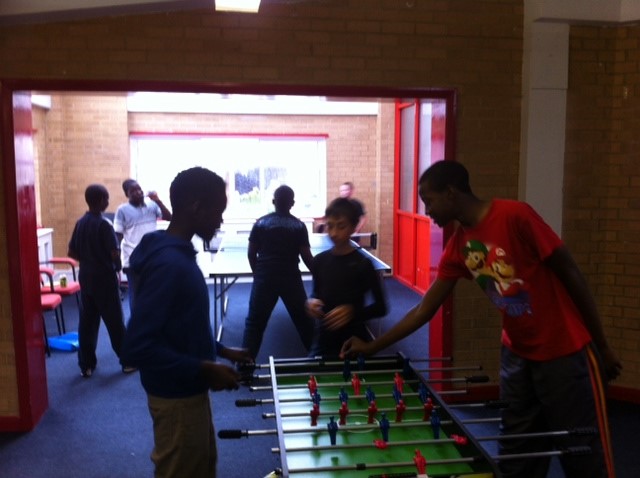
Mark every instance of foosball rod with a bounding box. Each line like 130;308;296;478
249;356;453;370
236;388;470;407
284;447;591;475
219;416;501;438
250;375;489;391
265;399;509;418
270;427;597;453
251;365;483;380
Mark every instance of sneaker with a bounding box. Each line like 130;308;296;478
122;365;137;374
81;368;93;378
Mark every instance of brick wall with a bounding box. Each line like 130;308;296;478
39;100;388;262
566;25;640;390
0;0;527;419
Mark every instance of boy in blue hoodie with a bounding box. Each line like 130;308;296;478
122;167;251;478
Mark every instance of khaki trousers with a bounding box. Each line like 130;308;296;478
147;392;216;478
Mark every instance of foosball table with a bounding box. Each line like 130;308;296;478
220;354;503;477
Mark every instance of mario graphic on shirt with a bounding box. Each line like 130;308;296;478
463;242;532;317
462;240;494;291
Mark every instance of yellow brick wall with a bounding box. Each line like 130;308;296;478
566;25;640;391
0;0;527;419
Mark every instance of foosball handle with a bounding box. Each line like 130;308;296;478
485;399;510;409
569;427;598;435
564;446;592;456
218;429;247;439
467;375;490;383
236;398;260;407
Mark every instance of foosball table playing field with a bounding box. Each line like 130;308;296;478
218;354;594;478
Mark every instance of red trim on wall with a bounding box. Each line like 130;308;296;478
129;131;330;138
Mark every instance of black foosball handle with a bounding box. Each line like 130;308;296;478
236;398;261;407
569;427;598;435
218;429;246;439
485;399;510;409
564;446;592;456
466;375;490;383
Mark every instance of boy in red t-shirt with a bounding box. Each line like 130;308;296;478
341;160;621;478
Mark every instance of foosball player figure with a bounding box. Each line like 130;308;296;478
357;354;365;370
351;373;361;395
379;412;390;442
430;409;441;439
418;383;429;403
394;372;404;393
338;401;350;425
312;390;322;406
343;359;351;381
310;403;320;426
402;357;412;377
327;416;339;445
365;385;376;404
392;384;403;404
338;386;349;404
395;399;407;422
413;449;429;478
367;400;378;424
422;397;434;421
308;375;318;395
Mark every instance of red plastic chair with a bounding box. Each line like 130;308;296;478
40;268;65;357
40;257;81;310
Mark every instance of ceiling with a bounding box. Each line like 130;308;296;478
0;0;323;26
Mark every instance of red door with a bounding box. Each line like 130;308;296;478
0;87;48;431
393;96;455;360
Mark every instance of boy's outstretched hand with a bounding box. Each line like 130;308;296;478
340;336;374;359
199;362;241;391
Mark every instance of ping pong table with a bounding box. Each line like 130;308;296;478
206;233;391;341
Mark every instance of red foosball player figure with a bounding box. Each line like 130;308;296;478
394;372;404;393
310;403;320;426
367;400;378;424
395;399;406;422
422;397;434;421
351;373;361;396
413;449;428;477
338;401;350;425
308;375;318;395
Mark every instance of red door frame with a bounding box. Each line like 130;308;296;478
393;94;457;362
0;79;456;430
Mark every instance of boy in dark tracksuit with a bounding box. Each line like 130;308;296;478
68;184;132;377
306;198;387;357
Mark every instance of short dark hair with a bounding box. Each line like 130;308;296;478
122;178;136;196
273;185;294;210
85;184;108;208
170;167;226;212
325;197;359;227
419;160;472;194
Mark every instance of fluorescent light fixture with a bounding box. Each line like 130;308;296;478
215;0;261;13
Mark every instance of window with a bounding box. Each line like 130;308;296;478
130;135;327;220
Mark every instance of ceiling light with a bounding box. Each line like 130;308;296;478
215;0;261;13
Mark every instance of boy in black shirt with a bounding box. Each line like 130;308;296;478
306;198;387;357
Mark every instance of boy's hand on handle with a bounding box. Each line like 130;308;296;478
340;336;374;359
306;298;325;319
600;345;622;381
199;361;241;391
